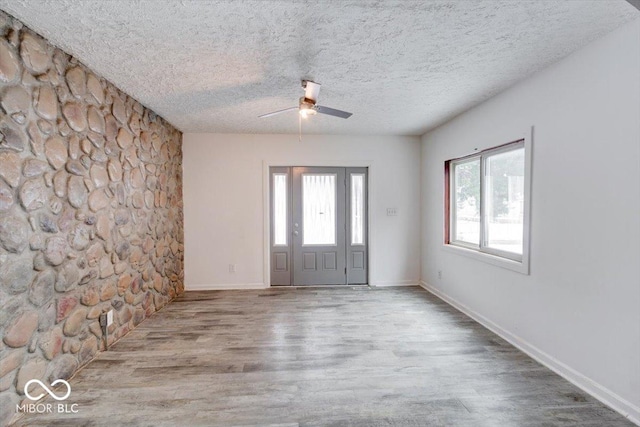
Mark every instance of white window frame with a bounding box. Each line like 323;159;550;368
449;156;482;251
444;132;532;275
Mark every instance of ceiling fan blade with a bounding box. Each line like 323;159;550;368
304;81;321;103
316;105;352;119
258;106;298;118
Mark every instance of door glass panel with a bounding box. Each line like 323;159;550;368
351;174;365;245
484;148;525;254
302;174;336;245
273;173;287;246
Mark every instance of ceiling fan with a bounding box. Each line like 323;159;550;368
259;80;353;120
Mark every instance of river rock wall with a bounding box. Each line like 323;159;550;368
0;11;184;424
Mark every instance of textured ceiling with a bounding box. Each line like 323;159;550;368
1;1;637;135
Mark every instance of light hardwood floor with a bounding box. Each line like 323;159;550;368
15;287;634;426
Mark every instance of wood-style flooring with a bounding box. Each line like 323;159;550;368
14;287;634;426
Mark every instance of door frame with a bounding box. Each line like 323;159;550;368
263;160;375;287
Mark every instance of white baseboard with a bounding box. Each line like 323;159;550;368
419;281;640;426
369;280;419;287
186;283;268;291
187;282;420;290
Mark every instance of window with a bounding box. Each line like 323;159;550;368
272;173;288;246
350;174;365;245
302;174;337;245
445;138;530;272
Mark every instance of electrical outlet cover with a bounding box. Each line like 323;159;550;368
106;310;114;326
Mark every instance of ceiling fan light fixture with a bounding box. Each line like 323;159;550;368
299;104;317;118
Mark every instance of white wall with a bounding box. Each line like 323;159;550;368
421;19;640;423
183;133;421;289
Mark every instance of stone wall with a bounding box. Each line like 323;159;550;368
0;11;184;424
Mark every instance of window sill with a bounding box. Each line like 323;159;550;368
442;243;529;275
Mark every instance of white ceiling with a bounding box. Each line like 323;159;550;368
1;1;637;135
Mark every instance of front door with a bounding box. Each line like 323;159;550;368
270;166;368;286
292;167;346;285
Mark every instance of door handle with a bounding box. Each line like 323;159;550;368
293;231;299;236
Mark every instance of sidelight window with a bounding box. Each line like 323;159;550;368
273;173;288;246
350;174;365;245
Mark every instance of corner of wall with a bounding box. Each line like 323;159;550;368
418;282;640;425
